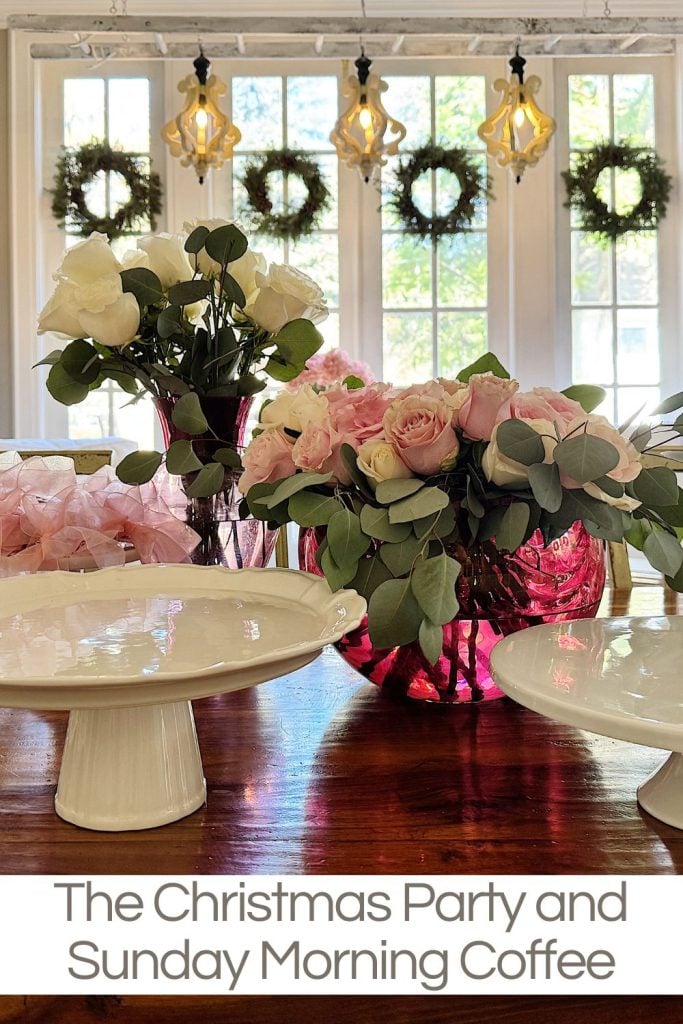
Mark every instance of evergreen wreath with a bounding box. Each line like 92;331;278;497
51;141;163;239
240;149;331;241
562;142;672;241
387;144;491;242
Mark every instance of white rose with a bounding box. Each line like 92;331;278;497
482;418;558;488
260;384;330;434
583;482;642;512
246;264;328;334
37;233;140;348
357;439;413;486
229;250;267;305
136;233;193;288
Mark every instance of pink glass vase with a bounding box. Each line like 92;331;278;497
299;521;606;704
156;395;277;568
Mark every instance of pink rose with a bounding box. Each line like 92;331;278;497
292;424;333;472
240;430;296;493
457;373;520;440
529;387;585;424
383;394;459;475
325;382;394;444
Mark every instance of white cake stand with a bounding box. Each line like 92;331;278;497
0;564;365;831
490;616;683;829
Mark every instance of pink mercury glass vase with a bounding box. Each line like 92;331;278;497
299;520;606;704
156;395;277;568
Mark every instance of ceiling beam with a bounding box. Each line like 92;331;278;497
9;14;683;37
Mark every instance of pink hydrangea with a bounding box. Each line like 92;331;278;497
285;348;375;392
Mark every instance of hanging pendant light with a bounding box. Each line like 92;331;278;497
161;48;241;184
330;52;407;183
477;47;556;184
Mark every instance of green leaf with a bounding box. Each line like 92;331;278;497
204;225;249;266
46;363;90;406
156;305;185;340
560;384;606;413
643;529;683;577
288;491;344;527
557;488;622;532
413;503;458;541
120;267;164;307
263;471;333;509
411;553;460;625
528;462;562;513
553;433;620;484
327;508;371;566
237;374;267;396
368;578;422;649
375;477;424;505
271;318;324;364
116;450;163;485
184;225;210;254
342;374;364;390
457;352;510;382
165;439;203;475
465;477;485;518
185;462;226;498
379;535;423;577
167;279;212;306
340;444;375;500
478;506;507;543
33;348;64;369
496;420;546;467
263;357;301;383
320;546;357;591
624;517;651;550
211;447;242;469
593;474;625;499
61;338;101;384
350;555;393;600
495;502;531;552
388;486;450;524
651;390;683;416
246;481;289;524
171;392;209;435
221;273;247;309
359;505;412;543
632;467;680;507
418;618;444;666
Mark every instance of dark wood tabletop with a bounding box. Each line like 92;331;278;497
1;584;682;1022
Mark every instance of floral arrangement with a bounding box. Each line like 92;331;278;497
285;348;375;393
37;221;327;496
243;353;683;662
0;453;199;575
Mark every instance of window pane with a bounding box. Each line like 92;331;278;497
384;313;432;384
435;76;486;147
383;234;431;308
616;232;658;305
113;392;155;449
572;309;614;384
614;74;655;147
108;79;150;151
568;75;609;148
571;233;612;305
617;309;659;385
617;387;659;424
438;234;487;308
64;79;104;146
383;77;431;150
289;233;339;307
68;389;110;440
438;313;487;377
287;76;336;150
232;77;282;150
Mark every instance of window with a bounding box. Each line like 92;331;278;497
567;71;661;423
380;74;489;384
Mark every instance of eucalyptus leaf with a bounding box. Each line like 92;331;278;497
61;338;101;385
204;224;249;266
411;553;460;625
116;450;163;485
272;318;324;365
327;508;371;565
557;488;623;532
120;267;164;307
643;529;683;577
221;273;247;309
171;392;209;435
263;471;333;508
496;420;546;467
46;363;89;406
184;461;226;498
593;475;625;499
553;433;620;484
379;535;423;577
213;447;243;469
237;374;267;396
184;225;210;254
321;546;357;591
367;578;422;649
624;517;652;550
246;481;288;524
413;504;457;540
495;502;531;552
632;466;680;507
651;390;683;416
263;356;301;383
165;439;203;475
560;384;606;413
418;618;444;666
33;349;63;369
167;279;212;306
465;477;485;518
375;477;425;505
359;505;412;543
340;444;375;500
388;486;450;524
350;555;393;600
478;506;507;543
528;462;562;513
288;491;344;527
457;352;510;382
342;374;364;390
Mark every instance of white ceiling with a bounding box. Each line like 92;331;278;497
2;0;683;17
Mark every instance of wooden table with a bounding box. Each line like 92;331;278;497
1;585;682;1022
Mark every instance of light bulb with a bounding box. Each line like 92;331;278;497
514;105;526;128
195;107;208;129
359;106;373;130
